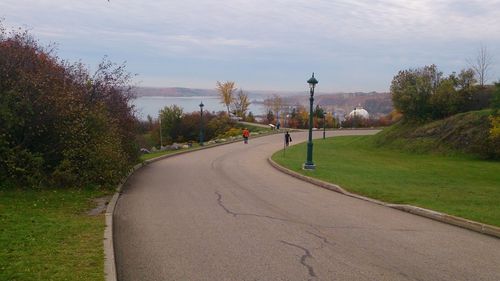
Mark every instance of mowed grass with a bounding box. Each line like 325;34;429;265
0;187;111;281
272;135;500;227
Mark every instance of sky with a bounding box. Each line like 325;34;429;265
2;0;500;93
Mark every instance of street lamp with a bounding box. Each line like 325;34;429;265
304;72;318;170
322;109;326;139
159;116;163;149
199;101;204;146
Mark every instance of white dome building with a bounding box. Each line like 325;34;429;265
348;107;369;119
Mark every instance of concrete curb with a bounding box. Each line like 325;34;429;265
104;162;143;281
103;129;285;281
267;157;500;239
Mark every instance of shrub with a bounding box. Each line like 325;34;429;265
0;23;138;188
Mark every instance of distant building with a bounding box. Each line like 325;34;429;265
348;107;369;119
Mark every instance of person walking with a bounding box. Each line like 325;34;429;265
242;128;250;144
284;131;292;147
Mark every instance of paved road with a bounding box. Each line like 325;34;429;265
114;130;500;281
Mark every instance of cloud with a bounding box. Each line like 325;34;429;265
1;0;500;91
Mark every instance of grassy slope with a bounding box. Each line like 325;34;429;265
372;110;496;158
272;114;500;226
0;188;111;281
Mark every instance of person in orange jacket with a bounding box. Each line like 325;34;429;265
242;128;250;144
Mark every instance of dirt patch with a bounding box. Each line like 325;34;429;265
86;195;113;216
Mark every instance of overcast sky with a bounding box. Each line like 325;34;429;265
2;0;500;92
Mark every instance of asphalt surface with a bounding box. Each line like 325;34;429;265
114;130;500;281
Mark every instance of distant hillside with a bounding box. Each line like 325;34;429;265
134;87;393;117
283;92;393;118
134;86;296;100
371;110;499;159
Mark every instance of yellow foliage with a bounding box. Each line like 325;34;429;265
490;116;500;138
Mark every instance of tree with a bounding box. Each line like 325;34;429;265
492;82;500;112
455;68;477;91
314;105;324;118
231;89;251;118
0;23;138;188
216;81;236;115
271;94;283;122
159;105;183;144
266;110;275;124
430;78;461;119
468;45;493;87
390;65;442;121
246;111;256;122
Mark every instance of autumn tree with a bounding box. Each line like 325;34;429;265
159;105;183;144
0;23;138;188
231;89;251;118
263;94;284;124
391;65;442;121
429;78;461;119
216;81;236;115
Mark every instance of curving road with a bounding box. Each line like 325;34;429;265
114;130;500;281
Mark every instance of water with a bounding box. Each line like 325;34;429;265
132;96;266;120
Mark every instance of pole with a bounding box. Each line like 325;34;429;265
304;89;315;169
283;132;286;156
159;117;163;149
323;114;326;139
199;104;204;146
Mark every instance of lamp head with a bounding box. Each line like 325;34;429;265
307;72;318;91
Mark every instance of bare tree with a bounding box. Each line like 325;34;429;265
216;81;236;115
231;89;251;118
263;94;283;118
467;45;494;87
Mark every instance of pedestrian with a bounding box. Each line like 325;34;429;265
242;128;250;144
285;131;292;146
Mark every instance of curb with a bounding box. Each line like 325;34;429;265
104;162;143;281
267;157;500;239
103;129;286;281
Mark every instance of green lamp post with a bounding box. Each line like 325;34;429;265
322;109;326;139
304;73;318;170
199;101;204;146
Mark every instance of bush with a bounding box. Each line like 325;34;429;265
0;24;138;188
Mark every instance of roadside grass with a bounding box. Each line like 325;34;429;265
0;187;111;281
139;124;274;162
272;135;500;227
139;145;197;161
234;122;270;133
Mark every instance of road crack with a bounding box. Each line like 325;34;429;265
280;240;317;279
215;191;238;217
215;191;304;223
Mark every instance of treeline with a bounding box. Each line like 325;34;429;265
390;64;500;158
137;106;241;147
262;98;397;129
391;64;496;121
0;25;138;188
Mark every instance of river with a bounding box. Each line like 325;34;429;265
131;96;266;120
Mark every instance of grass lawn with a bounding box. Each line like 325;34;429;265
272;135;500;227
139;124;274;162
140;146;194;161
0;187;111;281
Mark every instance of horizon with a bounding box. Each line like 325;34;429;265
134;85;389;95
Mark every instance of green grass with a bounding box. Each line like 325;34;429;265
139;125;274;162
0;187;111;281
140;146;192;161
234;122;271;133
273;135;500;227
371;110;498;158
